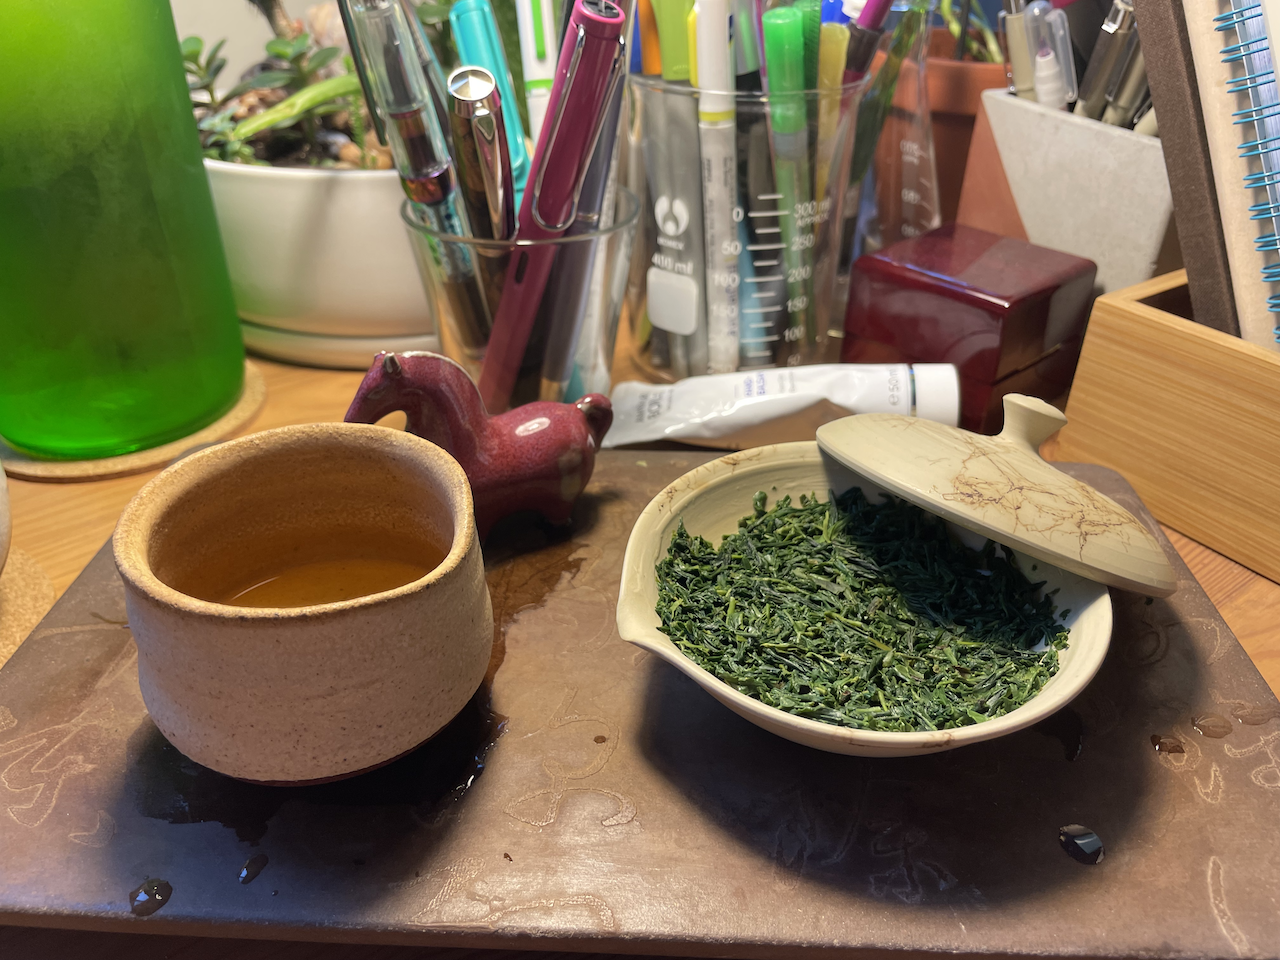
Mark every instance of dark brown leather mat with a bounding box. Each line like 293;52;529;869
1;451;1277;959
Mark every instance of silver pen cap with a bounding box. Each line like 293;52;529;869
447;66;516;242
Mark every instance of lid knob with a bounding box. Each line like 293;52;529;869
998;394;1068;455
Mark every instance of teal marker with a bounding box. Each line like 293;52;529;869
450;0;530;205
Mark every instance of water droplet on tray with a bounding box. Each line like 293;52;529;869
1232;703;1280;726
1193;714;1233;739
1151;734;1185;754
129;878;173;916
1059;825;1104;865
239;853;269;884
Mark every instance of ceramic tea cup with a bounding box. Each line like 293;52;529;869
113;423;493;784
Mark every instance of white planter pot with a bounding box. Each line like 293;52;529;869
205;159;438;369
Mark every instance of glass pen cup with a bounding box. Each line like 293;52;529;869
401;187;640;407
620;74;869;380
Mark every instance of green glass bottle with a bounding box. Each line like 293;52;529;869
0;0;245;460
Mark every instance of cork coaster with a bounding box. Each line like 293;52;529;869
0;361;266;483
0;549;55;669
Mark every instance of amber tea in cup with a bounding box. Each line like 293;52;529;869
179;528;449;608
221;557;434;608
139;427;460;611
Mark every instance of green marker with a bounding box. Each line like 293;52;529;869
797;0;823;90
763;6;816;355
515;0;558;142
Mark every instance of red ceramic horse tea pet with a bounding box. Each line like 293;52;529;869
345;352;613;537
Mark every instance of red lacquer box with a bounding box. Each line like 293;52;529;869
841;224;1097;433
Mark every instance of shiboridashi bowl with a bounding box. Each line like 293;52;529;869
616;441;1112;758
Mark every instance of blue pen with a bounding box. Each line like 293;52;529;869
630;13;643;73
450;0;531;205
821;0;850;23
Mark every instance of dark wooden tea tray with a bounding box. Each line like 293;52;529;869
1;451;1278;959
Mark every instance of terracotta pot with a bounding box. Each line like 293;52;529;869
926;29;1008;223
113;423;493;784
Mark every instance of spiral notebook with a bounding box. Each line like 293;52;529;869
1141;0;1280;349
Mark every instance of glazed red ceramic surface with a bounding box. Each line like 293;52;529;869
345;352;613;536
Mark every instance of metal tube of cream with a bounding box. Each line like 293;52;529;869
603;363;960;447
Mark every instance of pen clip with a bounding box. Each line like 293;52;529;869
530;27;626;233
337;0;389;146
471;108;512;237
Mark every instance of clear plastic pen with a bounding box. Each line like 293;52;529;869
348;0;491;350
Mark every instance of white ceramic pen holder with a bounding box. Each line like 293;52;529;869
956;89;1181;294
619;74;867;380
401;188;640;406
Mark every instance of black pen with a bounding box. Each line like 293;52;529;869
447;66;516;242
1101;38;1146;127
1074;0;1134;120
346;0;491;353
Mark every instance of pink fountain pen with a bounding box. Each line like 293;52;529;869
476;0;627;413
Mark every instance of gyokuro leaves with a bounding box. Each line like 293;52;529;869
655;489;1069;732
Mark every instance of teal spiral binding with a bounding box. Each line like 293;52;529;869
1220;0;1280;338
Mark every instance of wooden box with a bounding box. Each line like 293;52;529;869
1050;269;1280;582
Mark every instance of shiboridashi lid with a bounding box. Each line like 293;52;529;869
814;393;1178;597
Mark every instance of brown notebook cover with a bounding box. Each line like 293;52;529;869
1134;0;1241;336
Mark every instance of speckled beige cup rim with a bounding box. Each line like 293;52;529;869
113;422;475;618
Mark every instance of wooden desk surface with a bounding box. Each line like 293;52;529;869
4;359;1280;960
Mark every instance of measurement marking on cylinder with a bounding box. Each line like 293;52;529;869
745;275;783;283
748;210;782;217
758;193;783;200
743;306;782;314
748;243;784;251
755;259;779;266
755;227;781;235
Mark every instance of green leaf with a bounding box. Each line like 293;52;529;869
208;57;227;81
251;69;295;88
224;69;295;99
207;38;227;64
265;37;294;59
231;72;363;140
288;34;311;60
181;36;203;59
415;1;451;25
305;46;341;74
